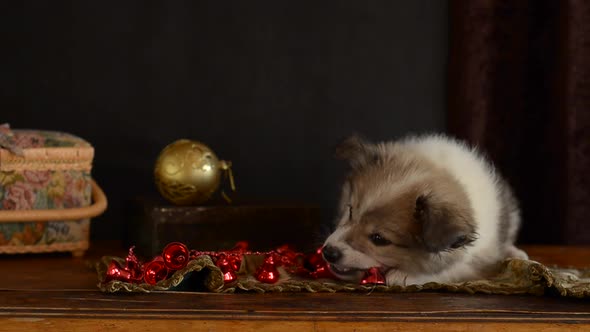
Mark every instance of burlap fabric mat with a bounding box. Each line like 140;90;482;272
96;255;590;298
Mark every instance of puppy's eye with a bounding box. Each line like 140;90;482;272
450;235;472;249
369;233;392;246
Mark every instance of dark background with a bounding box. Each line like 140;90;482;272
3;1;448;241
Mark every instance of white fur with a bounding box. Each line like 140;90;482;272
393;135;524;284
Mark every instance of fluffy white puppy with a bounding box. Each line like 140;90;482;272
322;134;527;286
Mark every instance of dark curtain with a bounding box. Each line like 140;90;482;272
448;1;590;244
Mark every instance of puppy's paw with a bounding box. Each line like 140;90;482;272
506;246;528;260
386;270;430;286
385;269;409;286
386;270;442;286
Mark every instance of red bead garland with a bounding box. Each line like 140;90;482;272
105;246;143;283
162;242;189;270
360;267;386;285
307;247;337;279
254;254;280;284
215;254;238;283
103;241;386;286
143;256;168;285
105;260;133;282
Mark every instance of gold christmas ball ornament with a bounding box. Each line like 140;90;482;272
154;139;235;205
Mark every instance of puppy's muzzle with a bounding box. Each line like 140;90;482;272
322;245;342;264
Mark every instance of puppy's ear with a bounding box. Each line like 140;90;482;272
415;194;476;252
335;134;376;169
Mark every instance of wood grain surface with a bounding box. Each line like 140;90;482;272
0;243;588;331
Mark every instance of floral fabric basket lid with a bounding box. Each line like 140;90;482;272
0;123;94;168
0;123;107;255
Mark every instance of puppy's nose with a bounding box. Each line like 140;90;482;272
322;245;342;263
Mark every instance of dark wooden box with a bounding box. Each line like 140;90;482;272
125;197;323;257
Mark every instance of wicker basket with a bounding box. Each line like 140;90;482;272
0;125;107;257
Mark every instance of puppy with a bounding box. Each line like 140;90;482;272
322;134;527;286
